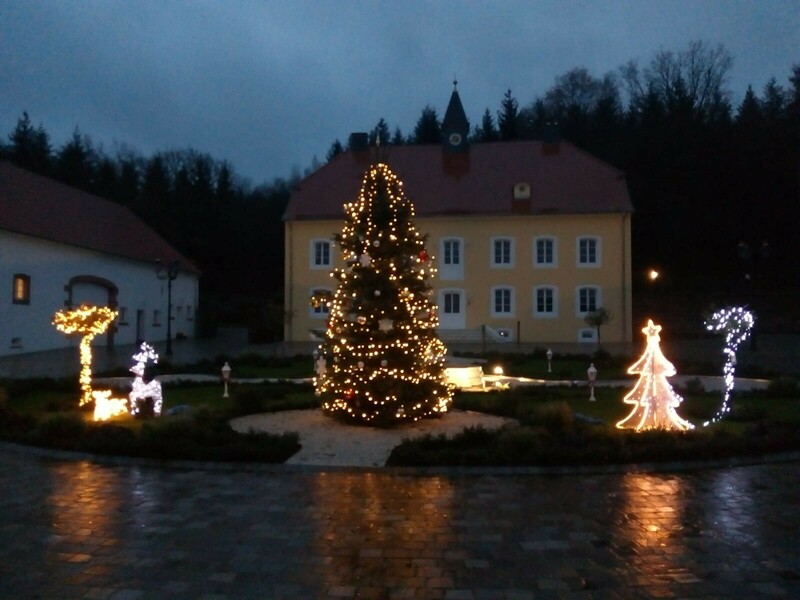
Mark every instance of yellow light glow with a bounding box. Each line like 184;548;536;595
493;366;504;375
314;162;453;425
616;319;693;432
53;305;118;407
91;389;129;421
648;269;659;281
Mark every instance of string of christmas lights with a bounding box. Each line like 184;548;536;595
703;307;754;426
616;319;694;431
53;305;118;407
313;162;453;426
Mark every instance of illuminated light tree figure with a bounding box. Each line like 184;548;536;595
53;305;118;407
313;162;453;427
616;320;694;431
703;307;754;426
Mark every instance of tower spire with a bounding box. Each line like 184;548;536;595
442;80;469;153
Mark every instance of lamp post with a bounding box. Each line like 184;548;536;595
156;259;180;356
737;241;769;351
221;362;231;398
546;348;553;374
587;363;597;402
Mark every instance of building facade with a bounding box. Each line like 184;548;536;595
283;88;633;348
0;162;200;356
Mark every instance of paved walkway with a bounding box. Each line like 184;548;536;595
231;409;516;467
1;445;798;599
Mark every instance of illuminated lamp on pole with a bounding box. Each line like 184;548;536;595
156;259;180;356
587;363;597;401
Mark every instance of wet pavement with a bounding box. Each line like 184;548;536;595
1;446;798;599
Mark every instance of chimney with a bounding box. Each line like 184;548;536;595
348;132;369;153
542;122;561;155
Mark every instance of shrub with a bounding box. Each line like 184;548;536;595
30;413;88;450
766;377;800;398
681;377;707;396
0;405;36;440
519;401;574;433
83;424;138;455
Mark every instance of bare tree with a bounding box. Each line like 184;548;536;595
620;41;733;115
585;307;612;350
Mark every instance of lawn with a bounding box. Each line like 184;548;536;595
2;351;798;466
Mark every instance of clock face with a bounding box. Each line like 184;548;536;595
449;133;462;146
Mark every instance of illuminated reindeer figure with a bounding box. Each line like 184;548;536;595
129;343;163;417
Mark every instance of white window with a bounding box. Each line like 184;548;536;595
443;291;461;314
578;328;598;343
310;239;331;268
118;306;128;325
577;237;601;267
439;238;464;280
491;286;514;317
534;237;557;267
491;237;514;267
576;286;601;315
444;239;461;265
534;286;558;318
309;288;331;318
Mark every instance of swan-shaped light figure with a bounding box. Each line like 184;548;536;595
703;307;754;426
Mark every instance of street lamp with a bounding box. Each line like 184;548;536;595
737;241;769;350
587;363;598;402
156;259;180;356
221;362;231;398
546;348;553;373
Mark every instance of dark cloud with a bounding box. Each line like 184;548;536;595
1;0;797;184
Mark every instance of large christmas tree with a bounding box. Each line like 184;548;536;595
312;162;453;427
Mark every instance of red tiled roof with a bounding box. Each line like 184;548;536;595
0;162;200;274
284;140;633;221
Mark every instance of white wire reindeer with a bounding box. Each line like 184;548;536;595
129;343;163;416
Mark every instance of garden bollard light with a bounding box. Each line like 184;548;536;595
546;348;553;373
221;362;231;398
587;363;597;402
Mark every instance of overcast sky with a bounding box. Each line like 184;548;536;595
1;0;798;185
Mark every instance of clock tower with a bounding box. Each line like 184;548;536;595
442;80;470;153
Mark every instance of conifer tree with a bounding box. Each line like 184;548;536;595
313;162;453;426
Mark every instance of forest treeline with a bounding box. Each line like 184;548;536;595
2;41;798;337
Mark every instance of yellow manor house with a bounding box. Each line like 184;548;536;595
283;88;633;348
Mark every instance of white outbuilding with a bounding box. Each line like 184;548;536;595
0;162;200;357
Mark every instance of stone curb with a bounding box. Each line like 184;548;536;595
2;439;798;477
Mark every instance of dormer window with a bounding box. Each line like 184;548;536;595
513;182;531;200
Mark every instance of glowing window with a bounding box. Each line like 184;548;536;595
12;274;30;305
310;288;331;318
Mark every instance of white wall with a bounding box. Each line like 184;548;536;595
0;230;199;356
